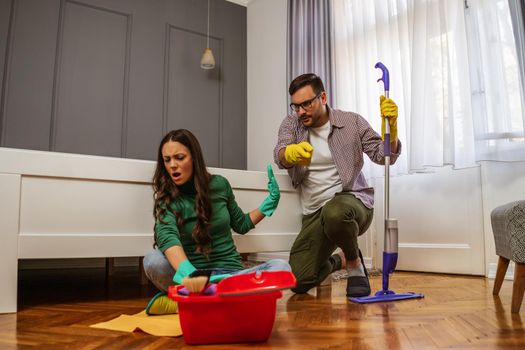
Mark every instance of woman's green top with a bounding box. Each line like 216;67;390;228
155;175;255;270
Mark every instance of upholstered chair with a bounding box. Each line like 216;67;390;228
491;200;525;313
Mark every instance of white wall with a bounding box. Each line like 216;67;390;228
371;167;485;275
245;0;525;277
247;0;288;172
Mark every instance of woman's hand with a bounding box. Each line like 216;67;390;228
172;259;197;285
258;164;280;217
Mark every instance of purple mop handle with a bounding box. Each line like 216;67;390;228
375;62;390;92
376;62;394;292
375;62;390;156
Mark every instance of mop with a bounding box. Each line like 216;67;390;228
349;62;424;303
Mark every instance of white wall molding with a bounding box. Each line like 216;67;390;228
398;243;471;249
0;147;295;191
250;252;374;271
0;174;21;313
225;0;252;7
249;252;290;262
18;234;154;259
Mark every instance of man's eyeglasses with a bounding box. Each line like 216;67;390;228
290;94;321;113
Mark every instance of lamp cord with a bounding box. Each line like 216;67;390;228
206;0;210;48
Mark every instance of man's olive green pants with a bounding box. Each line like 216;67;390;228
289;192;373;294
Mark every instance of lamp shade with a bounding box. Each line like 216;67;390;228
200;48;215;69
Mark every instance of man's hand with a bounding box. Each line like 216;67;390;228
380;95;398;141
284;141;314;166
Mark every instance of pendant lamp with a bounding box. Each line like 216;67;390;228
200;0;215;69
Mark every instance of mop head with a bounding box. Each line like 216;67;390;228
349;289;424;304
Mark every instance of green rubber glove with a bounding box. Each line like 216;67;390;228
258;164;280;217
380;95;398;141
173;259;197;285
209;273;233;283
284;141;313;166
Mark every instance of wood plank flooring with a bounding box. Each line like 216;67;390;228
1;266;524;349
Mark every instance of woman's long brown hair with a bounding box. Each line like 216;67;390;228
152;129;212;256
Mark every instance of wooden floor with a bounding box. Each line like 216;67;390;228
1;266;524;349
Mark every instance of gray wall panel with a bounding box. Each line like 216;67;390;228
0;0;12;115
53;1;130;157
166;26;221;167
219;1;247;170
122;2;165;161
1;0;247;169
1;0;60;150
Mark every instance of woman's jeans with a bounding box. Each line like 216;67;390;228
143;248;292;292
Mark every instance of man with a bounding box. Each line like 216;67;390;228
273;73;400;296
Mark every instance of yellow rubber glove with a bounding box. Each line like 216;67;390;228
145;292;179;315
380;95;398;141
284;141;314;166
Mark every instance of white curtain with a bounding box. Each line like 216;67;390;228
331;0;525;177
467;0;525;161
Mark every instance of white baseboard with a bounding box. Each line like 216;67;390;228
487;262;515;280
363;257;372;270
248;251;290;261
249;251;373;270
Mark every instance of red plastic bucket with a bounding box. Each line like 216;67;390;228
169;285;282;345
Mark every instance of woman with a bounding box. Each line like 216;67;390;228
143;129;291;314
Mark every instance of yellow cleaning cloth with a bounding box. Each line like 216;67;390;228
90;310;182;337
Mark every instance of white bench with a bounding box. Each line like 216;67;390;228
0;148;301;313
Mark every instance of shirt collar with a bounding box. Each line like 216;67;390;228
327;106;344;129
